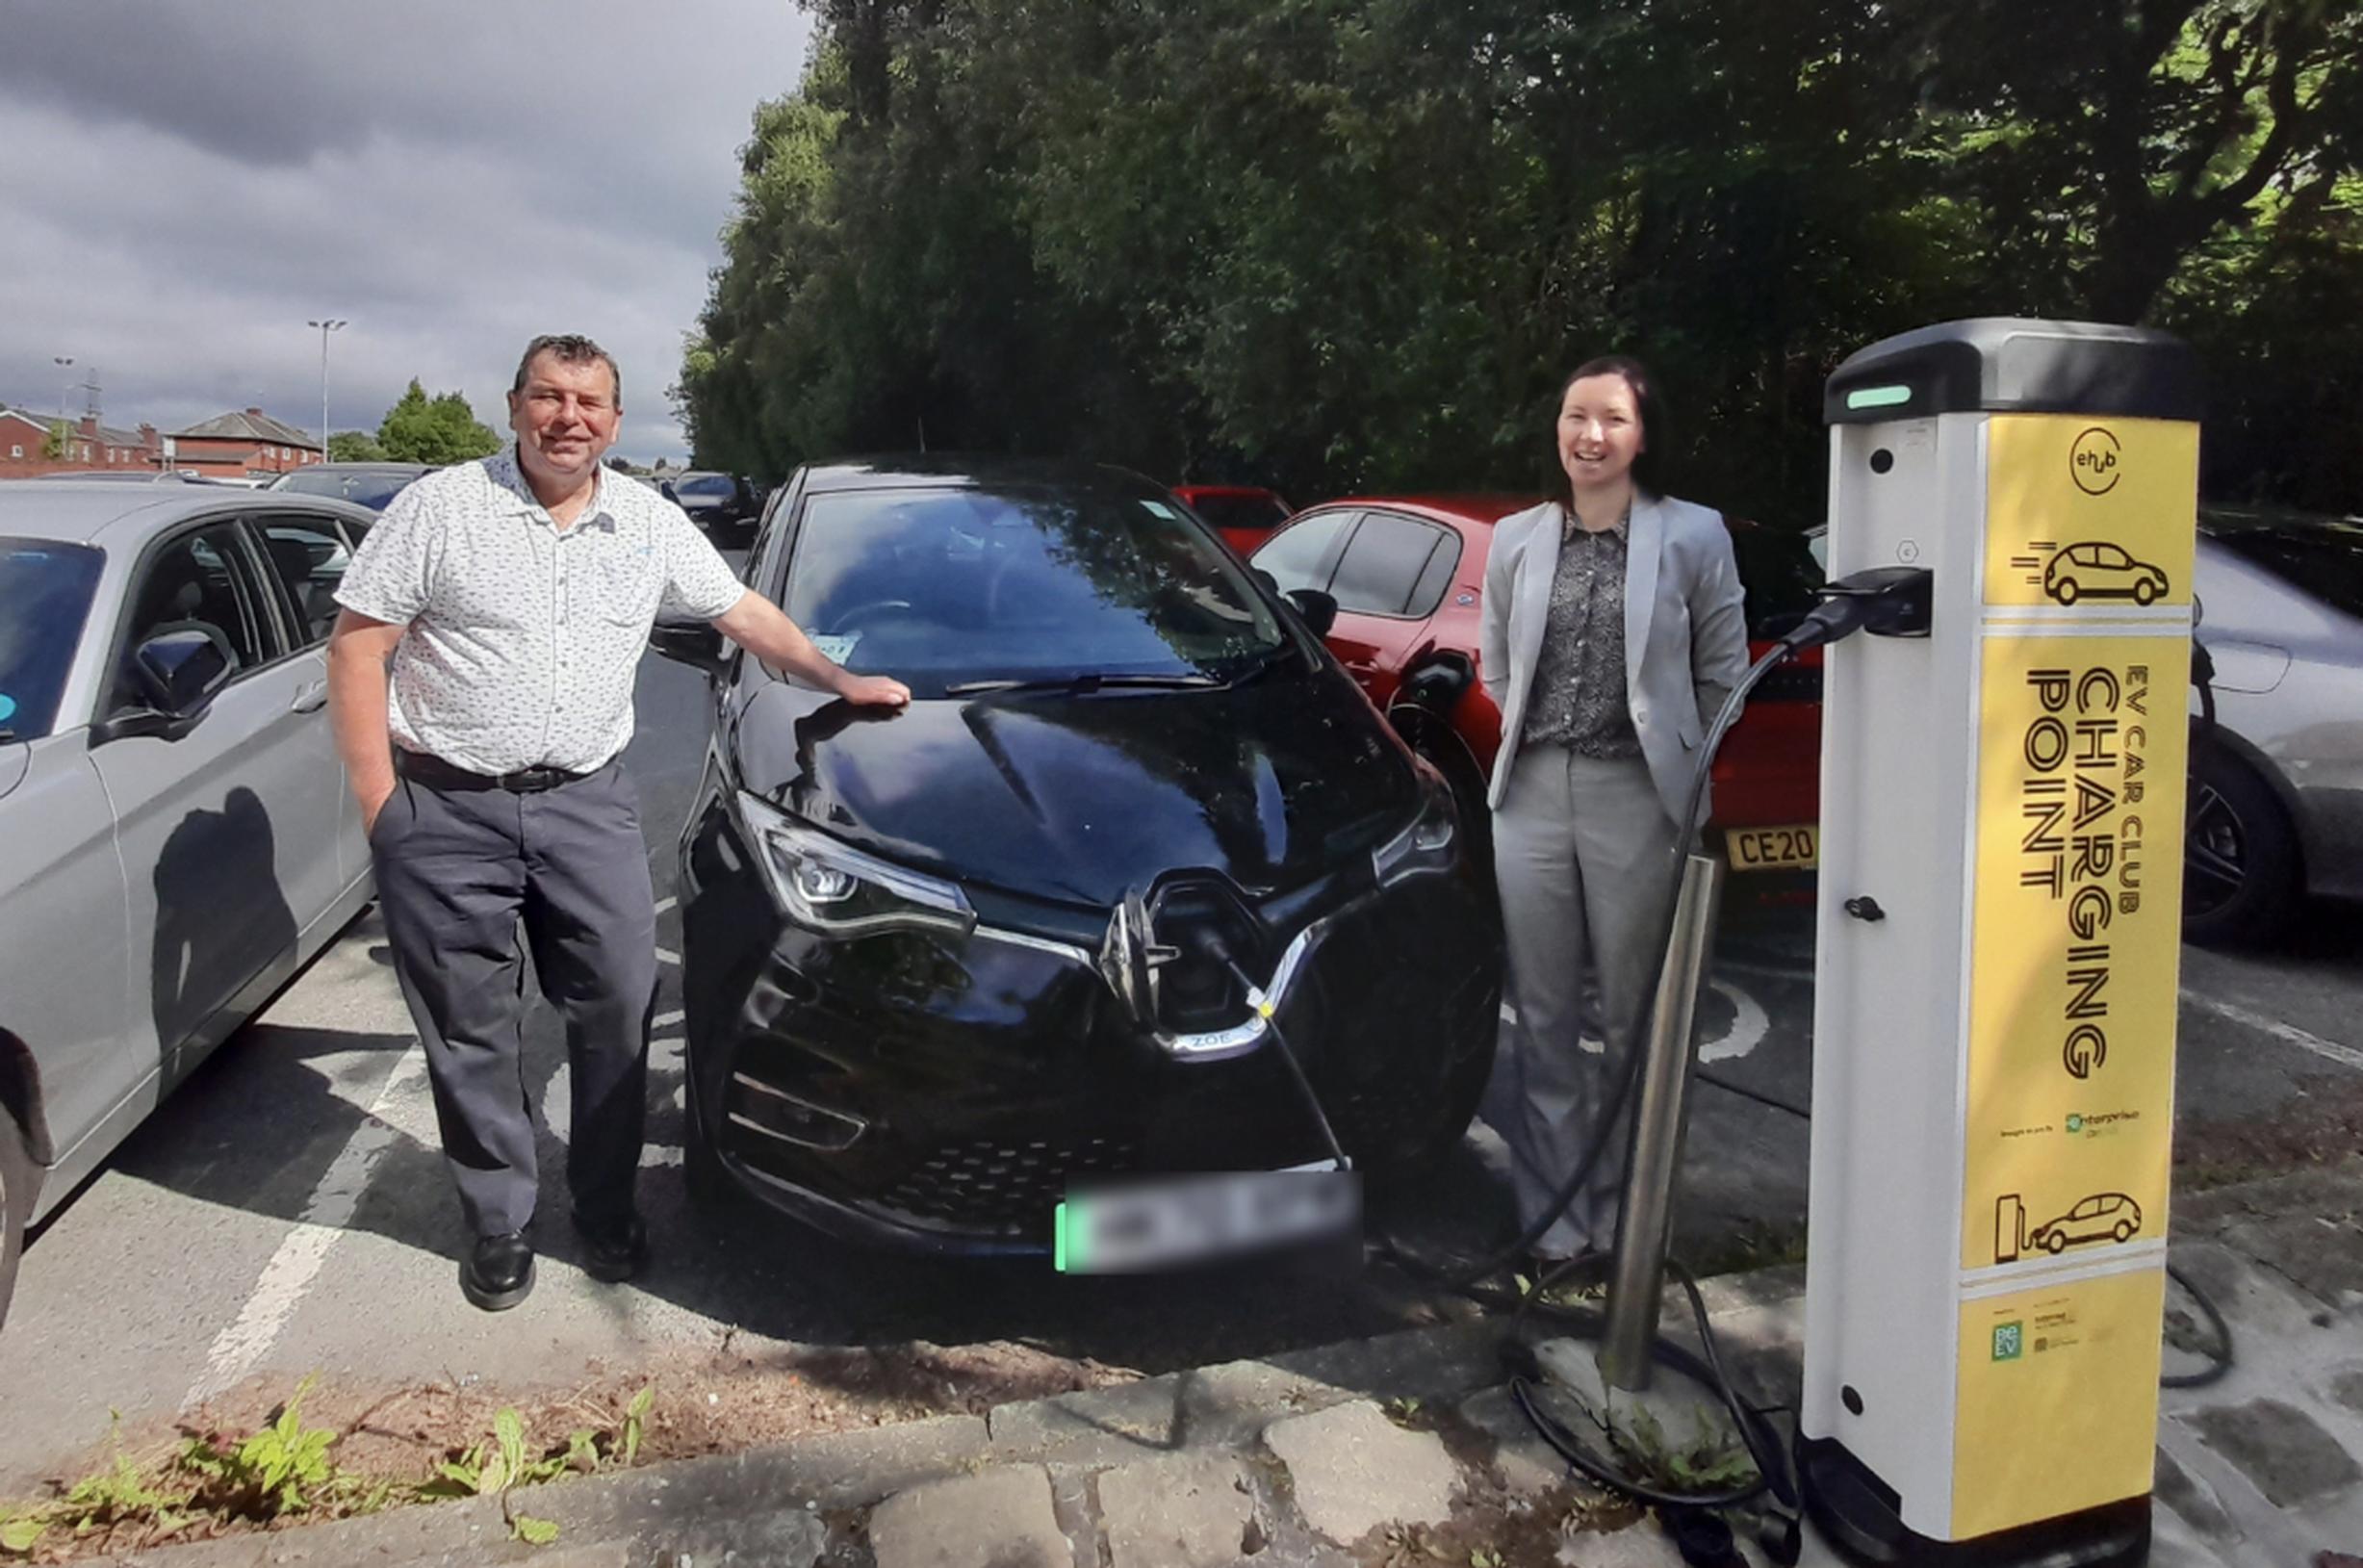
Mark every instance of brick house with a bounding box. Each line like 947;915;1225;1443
166;408;323;479
0;407;166;478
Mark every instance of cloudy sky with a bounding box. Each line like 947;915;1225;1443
0;1;811;462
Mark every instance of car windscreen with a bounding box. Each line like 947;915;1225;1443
2204;514;2363;622
0;537;105;741
783;485;1288;692
1187;493;1290;533
675;475;736;500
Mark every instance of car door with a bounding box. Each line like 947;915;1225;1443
85;517;334;1087
249;508;373;899
0;540;138;1181
1321;509;1461;710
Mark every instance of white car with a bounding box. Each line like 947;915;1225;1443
0;481;378;1325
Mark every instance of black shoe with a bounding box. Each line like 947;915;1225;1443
576;1211;649;1283
461;1231;536;1312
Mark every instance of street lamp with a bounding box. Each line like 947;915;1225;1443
307;319;347;462
52;356;73;458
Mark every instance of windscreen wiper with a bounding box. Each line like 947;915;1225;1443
943;673;1222;697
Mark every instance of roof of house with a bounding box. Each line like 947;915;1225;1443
171;409;321;448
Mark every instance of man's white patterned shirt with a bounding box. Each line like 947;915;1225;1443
335;450;747;774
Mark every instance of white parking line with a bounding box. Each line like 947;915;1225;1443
1498;976;1768;1062
654;896;678;916
654;946;680;966
185;1044;434;1408
2181;989;2363;1072
653;1010;684;1030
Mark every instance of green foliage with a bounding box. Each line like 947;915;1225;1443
326;430;389;462
0;1380;659;1558
684;0;2363;522
39;422;68;461
376;379;502;466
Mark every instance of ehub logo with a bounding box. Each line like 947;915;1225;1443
2071;427;2122;496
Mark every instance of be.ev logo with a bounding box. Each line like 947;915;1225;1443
2071;427;2123;496
1992;1322;2026;1362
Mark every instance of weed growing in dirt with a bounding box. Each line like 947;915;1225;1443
0;1380;658;1560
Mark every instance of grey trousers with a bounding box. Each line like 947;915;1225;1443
371;760;657;1239
1490;746;1682;1259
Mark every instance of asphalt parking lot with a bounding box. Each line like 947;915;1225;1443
2;644;2358;1492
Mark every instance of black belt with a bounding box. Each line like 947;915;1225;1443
397;751;590;793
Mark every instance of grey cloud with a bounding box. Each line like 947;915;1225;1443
0;0;809;462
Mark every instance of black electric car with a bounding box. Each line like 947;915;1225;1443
658;457;1503;1257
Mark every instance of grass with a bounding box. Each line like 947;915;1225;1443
0;1379;655;1561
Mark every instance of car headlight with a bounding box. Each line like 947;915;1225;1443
735;791;975;938
1372;773;1458;887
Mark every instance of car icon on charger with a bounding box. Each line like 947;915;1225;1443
2043;543;2170;606
2028;1192;2143;1254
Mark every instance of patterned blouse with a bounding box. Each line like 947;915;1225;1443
1519;507;1642;758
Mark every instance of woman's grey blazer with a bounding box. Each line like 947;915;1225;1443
1477;494;1750;827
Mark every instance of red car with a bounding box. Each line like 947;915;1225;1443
1247;497;1825;875
1172;484;1294;554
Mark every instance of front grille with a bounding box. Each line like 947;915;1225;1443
878;1134;1140;1232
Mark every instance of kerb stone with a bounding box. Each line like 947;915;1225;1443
868;1464;1070;1568
1096;1452;1257;1568
1261;1399;1456;1546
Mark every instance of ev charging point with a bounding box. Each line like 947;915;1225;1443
1802;320;2202;1565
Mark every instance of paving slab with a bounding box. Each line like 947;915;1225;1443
868;1464;1071;1568
1097;1451;1258;1568
2183;1398;2363;1510
1262;1399;1456;1547
1457;1385;1572;1501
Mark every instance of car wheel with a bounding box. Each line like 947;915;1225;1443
0;1113;33;1332
2134;578;2158;606
2112;1221;2134;1244
2055;578;2079;604
2043;1229;2068;1255
2184;742;2299;948
1355;1037;1496;1185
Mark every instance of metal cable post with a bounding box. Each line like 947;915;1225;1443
1600;849;1726;1391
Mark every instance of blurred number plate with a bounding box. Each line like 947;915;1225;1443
1056;1168;1360;1273
1729;824;1818;871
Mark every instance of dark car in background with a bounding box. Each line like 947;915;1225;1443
655;457;1502;1256
1172;484;1293;555
1250;498;1828;880
663;471;764;548
267;462;430;515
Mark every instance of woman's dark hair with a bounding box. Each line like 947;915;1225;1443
1557;354;1671;497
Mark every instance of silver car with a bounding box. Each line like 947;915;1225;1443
2188;508;2363;944
0;482;376;1324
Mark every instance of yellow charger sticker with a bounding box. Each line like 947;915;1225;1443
1963;632;2188;1274
1984;416;2197;611
1952;1268;2165;1538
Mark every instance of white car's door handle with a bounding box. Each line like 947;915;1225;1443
291;680;329;713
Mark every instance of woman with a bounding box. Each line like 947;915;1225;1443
1477;356;1749;1264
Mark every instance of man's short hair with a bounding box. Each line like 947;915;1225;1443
513;334;621;406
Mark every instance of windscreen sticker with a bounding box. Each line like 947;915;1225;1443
0;693;15;726
1140;500;1179;520
809;633;860;663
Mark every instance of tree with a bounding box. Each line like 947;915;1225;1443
40;421;68;461
375;381;502;465
326;430;388;462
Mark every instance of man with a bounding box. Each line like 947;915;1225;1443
328;333;907;1310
